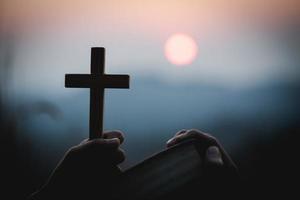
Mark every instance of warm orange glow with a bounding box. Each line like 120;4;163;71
164;33;198;66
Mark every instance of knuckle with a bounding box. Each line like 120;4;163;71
188;128;199;133
206;134;218;144
186;129;199;137
184;129;219;146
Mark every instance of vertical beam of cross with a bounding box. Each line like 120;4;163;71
90;48;105;139
65;47;130;139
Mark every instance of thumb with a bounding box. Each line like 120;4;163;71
205;146;224;166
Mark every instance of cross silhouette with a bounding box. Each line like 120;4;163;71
65;47;130;139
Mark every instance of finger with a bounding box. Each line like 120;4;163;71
167;129;216;147
76;138;120;154
203;146;226;185
103;130;125;144
93;138;120;148
175;129;187;136
166;133;187;148
110;148;126;165
166;129;187;147
205;146;223;166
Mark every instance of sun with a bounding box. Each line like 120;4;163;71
164;33;198;66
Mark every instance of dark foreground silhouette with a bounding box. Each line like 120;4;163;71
29;129;239;200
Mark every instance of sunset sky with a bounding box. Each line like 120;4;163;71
1;0;299;94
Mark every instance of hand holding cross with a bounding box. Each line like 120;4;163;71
65;47;130;139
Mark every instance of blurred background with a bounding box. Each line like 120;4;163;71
1;0;299;199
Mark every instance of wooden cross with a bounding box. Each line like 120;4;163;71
65;47;130;139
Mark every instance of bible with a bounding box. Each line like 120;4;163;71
113;139;204;200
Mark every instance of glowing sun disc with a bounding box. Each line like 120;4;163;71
164;33;198;66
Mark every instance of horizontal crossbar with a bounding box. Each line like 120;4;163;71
65;74;130;88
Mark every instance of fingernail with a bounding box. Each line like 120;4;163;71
166;138;175;146
207;146;221;157
206;146;223;165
